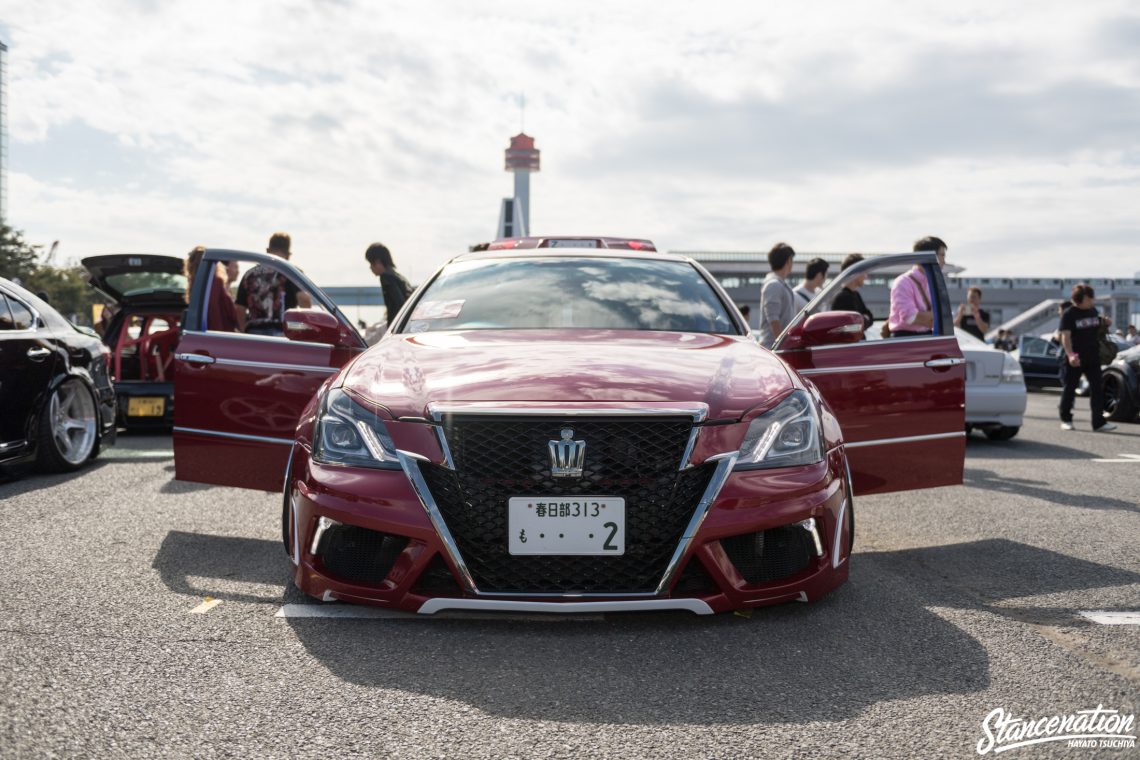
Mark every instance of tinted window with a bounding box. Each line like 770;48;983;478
7;296;34;329
403;257;737;334
0;294;14;330
105;271;186;298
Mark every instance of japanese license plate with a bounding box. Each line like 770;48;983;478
508;496;625;556
127;397;166;417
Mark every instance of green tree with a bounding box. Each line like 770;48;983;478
0;223;101;324
0;222;40;281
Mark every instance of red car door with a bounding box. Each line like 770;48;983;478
172;250;367;491
775;253;965;496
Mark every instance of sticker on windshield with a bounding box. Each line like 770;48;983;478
411;299;465;321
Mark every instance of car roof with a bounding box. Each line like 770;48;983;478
453;236;687;264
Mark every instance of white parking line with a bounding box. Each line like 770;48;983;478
1091;453;1140;463
189;598;223;614
275;604;411;619
1078;610;1140;625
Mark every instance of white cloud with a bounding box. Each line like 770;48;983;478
3;0;1139;284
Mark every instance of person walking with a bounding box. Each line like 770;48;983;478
793;257;829;310
758;243;796;348
887;236;946;338
365;243;413;322
1059;284;1116;432
955;286;990;341
830;253;874;329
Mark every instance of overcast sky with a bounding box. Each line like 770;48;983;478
3;1;1139;285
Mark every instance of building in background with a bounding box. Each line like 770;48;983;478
0;40;8;222
497;133;539;239
681;250;1140;336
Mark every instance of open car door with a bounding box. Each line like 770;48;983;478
173;249;366;491
775;252;965;496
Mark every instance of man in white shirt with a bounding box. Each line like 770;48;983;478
758;243;797;348
794;257;830;310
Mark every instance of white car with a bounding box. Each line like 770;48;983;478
956;328;1027;440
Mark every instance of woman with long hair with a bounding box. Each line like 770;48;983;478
185;246;239;332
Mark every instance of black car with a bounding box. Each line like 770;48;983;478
1104;343;1140;422
83;254;186;429
1015;334;1064;389
0;277;116;475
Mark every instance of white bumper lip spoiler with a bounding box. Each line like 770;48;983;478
416;598;714;615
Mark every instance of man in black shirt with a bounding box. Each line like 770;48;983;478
1059;283;1115;432
955;286;990;341
365;243;413;324
830;253;874;330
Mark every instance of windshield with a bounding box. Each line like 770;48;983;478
401;257;739;334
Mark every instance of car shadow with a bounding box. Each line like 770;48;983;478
152;530;289;604
964;437;1098;461
152;532;1139;725
0;459;112;498
962;467;1137;512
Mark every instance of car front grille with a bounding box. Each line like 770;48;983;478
420;415;711;594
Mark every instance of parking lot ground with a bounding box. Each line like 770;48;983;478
0;391;1137;758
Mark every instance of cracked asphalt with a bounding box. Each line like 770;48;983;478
0;392;1137;759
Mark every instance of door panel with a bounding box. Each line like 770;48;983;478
776;254;965;496
172;250;365;490
0;293;59;448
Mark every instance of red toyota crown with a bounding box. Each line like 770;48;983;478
173;238;965;615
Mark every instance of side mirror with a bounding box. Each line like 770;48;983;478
283;308;342;346
784;311;865;349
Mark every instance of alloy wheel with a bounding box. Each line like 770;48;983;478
50;380;97;465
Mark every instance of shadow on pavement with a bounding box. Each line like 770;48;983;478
0;460;111;499
150;532;1139;725
964;436;1099;461
152;530;289;604
962;468;1138;512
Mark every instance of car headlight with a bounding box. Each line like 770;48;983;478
1001;353;1024;384
312;388;401;469
735;390;825;470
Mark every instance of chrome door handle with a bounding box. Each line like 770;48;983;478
26;346;51;361
175;353;216;365
924;357;965;368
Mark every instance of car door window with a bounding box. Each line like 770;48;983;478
7;295;35;330
224;260;328;337
0;294;15;330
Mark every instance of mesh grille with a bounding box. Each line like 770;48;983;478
421;415;710;593
316;525;408;586
721;526;814;585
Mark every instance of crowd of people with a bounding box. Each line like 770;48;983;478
182;233;412;335
749;236;1134;433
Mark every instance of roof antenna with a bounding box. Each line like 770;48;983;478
520;92;525;132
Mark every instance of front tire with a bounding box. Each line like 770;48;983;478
985;425;1020;441
1104;372;1136;421
36;378;99;472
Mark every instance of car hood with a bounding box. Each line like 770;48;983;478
341;329;794;421
82;254;187;306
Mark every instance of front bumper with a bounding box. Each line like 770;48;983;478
286;445;851;615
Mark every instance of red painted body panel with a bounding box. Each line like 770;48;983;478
341;330;793;421
172;330;364;490
778;335;965;495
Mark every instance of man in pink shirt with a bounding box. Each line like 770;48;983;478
887;236;947;338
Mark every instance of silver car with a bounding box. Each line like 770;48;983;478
957;328;1027;440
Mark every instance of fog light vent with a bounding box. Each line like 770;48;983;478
315;524;408;585
721;525;815;585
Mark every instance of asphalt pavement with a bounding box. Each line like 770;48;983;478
0;391;1137;759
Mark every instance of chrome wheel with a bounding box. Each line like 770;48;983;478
49;380;97;465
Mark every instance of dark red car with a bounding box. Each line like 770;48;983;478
173;238;965;615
